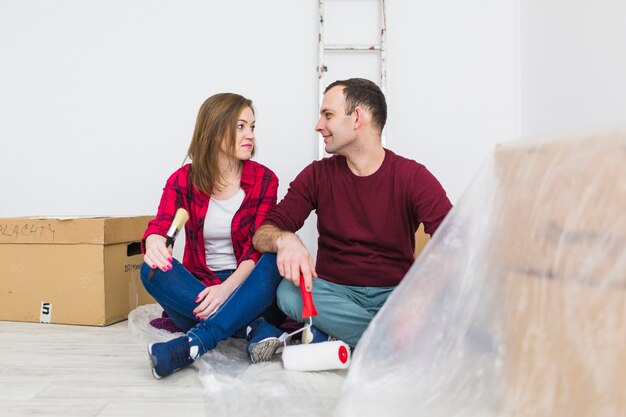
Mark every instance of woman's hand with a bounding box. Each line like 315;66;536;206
193;282;235;319
143;234;173;272
193;260;254;320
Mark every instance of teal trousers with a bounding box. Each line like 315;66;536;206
277;277;395;347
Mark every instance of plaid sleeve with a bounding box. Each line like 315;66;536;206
235;165;278;264
141;168;185;253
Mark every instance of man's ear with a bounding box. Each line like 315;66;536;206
353;106;364;128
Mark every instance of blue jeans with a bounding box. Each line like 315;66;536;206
140;254;283;353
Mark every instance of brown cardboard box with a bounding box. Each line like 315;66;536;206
489;132;626;414
500;271;626;416
0;216;155;326
413;223;430;259
491;131;626;285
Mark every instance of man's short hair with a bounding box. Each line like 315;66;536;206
325;78;387;131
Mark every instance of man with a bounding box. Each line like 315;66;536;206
252;78;452;348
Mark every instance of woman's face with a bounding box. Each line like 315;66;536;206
222;106;255;161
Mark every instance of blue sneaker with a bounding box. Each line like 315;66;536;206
246;318;286;363
148;336;198;379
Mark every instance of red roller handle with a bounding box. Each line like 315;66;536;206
299;274;318;319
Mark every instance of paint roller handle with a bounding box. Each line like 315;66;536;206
146;208;189;281
299;274;318;318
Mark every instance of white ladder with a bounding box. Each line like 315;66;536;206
317;0;387;159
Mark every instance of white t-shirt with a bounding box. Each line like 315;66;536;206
203;188;245;271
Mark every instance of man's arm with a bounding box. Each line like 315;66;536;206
411;165;453;236
252;223;287;253
253;224;317;291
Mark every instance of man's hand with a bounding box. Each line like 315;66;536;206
254;224;317;291
276;233;317;291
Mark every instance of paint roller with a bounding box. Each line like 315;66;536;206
146;208;189;281
281;274;351;372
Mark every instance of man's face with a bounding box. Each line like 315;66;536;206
315;86;356;155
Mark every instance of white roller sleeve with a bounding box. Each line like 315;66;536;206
282;341;351;372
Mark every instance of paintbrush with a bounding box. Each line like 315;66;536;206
146;208;189;281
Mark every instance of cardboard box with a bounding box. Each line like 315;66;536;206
488;132;626;414
491;131;626;285
414;223;430;259
500;271;626;416
0;216;155;326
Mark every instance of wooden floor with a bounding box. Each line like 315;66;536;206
0;320;207;417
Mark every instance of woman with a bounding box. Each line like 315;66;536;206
141;93;285;379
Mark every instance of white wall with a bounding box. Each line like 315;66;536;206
0;0;321;251
385;0;518;201
520;0;626;138
0;0;317;215
6;1;621;255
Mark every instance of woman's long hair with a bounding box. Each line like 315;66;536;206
186;93;254;195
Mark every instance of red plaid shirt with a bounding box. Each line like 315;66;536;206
143;160;278;286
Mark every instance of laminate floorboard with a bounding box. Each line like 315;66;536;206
0;320;206;417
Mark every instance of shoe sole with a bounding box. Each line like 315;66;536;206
147;343;163;380
250;338;283;363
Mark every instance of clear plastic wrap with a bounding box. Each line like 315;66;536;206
129;132;625;416
128;303;185;344
336;131;626;417
129;304;347;416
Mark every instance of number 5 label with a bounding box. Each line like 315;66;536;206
40;302;52;324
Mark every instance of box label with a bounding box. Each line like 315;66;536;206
40;302;52;323
0;222;56;242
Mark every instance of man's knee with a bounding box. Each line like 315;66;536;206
276;279;303;321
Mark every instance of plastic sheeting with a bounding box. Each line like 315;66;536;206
336;131;626;417
129;304;347;416
129;131;625;417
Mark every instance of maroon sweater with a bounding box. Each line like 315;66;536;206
264;149;452;287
